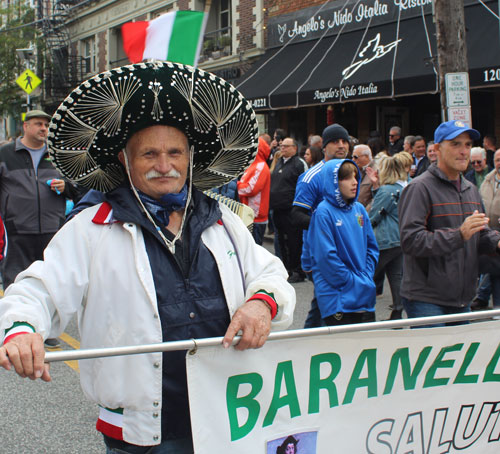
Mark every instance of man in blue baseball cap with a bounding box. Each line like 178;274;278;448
398;120;500;327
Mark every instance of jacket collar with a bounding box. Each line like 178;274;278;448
105;185;222;241
427;163;471;192
15;137;47;153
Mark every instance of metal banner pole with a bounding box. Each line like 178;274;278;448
44;310;500;363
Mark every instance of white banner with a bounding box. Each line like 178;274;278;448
187;321;500;453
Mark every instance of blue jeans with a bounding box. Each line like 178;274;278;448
373;247;403;311
303;273;326;328
304;296;326;328
490;275;500;308
105;437;193;454
402;297;470;328
476;274;492;303
252;223;267;245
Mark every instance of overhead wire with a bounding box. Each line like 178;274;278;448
0;0;99;35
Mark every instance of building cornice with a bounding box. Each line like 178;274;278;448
66;0;175;38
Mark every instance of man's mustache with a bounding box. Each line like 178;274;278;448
145;169;181;180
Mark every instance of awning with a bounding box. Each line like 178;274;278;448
236;1;500;110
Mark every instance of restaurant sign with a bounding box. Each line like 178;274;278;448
267;0;433;47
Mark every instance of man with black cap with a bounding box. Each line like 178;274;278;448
0;110;75;346
399;120;500;327
0;62;295;453
291;123;350;327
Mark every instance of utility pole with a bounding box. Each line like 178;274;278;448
434;0;469;122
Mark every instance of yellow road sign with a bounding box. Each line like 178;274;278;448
16;69;41;94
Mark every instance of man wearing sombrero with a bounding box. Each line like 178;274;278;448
0;61;295;453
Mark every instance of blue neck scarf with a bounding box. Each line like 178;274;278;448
137;184;188;227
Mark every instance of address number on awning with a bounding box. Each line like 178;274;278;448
483;68;500;83
251;98;267;108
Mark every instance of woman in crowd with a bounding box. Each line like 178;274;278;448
369;156;408;319
303;145;324;168
394;151;413;181
367;136;387;156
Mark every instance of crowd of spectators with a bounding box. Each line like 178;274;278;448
1;115;499;330
236;121;500;328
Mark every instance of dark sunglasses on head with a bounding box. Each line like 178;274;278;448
471;160;483;165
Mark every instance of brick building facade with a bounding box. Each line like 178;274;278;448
236;0;500;146
34;0;500;145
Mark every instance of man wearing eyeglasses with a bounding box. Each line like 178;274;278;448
352;144;376;208
388;126;404;155
270;137;308;283
465;147;491;189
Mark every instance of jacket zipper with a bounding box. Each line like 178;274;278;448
458;188;467;306
25;151;42;233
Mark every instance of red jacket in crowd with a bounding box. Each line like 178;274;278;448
237;137;271;223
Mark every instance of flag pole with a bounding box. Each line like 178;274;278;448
43;310;500;363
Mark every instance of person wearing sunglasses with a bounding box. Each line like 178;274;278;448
388;126;404;155
465;147;491;189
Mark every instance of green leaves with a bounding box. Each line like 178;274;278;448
0;4;38;116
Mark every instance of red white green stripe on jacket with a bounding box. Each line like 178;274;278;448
4;321;35;344
94;290;277;442
96;406;124;440
247;289;278;319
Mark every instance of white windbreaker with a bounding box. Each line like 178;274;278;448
0;202;295;446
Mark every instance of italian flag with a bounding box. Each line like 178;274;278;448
122;10;206;66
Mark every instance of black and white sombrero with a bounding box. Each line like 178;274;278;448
48;61;259;192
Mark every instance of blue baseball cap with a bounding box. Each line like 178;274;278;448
434;120;480;144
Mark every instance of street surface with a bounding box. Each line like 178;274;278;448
0;236;394;453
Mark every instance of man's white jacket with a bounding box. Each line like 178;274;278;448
0;202;295;446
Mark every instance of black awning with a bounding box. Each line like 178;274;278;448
237;1;500;110
467;1;500;88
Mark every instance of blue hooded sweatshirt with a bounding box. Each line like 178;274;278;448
308;159;379;318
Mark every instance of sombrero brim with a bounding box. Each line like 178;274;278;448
48;61;258;192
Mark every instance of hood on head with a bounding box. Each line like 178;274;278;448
322;159;361;209
257;136;270;161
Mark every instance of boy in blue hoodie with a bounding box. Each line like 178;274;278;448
308;159;379;325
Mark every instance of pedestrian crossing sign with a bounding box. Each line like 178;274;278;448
16;69;41;94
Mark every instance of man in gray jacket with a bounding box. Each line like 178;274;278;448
0;110;71;289
398;120;500;327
